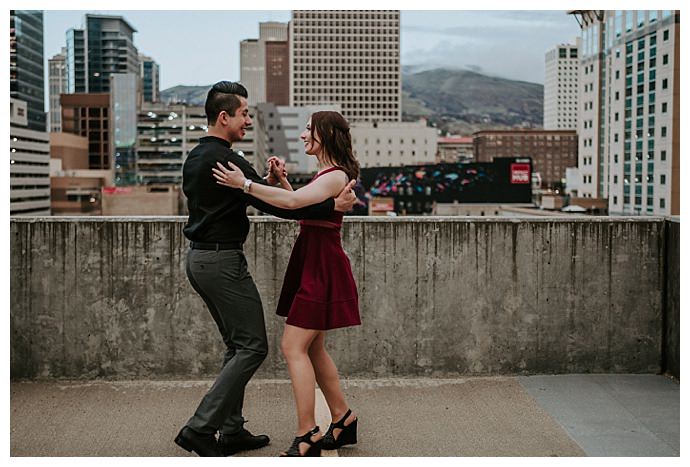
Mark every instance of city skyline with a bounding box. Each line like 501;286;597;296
42;10;582;97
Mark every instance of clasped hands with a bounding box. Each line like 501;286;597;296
212;156;286;189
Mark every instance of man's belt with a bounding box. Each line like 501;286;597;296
190;241;243;251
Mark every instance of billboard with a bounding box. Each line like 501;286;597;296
356;157;532;214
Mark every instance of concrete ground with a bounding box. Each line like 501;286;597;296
10;375;678;457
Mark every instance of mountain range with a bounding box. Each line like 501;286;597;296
160;68;544;135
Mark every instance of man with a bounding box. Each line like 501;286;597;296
174;81;357;457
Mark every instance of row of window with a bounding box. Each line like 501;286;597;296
295;29;398;37
558;47;578;59
294;58;397;66
359;149;429;157
610;150;668;165
293;88;399;94
613;196;666;210
293;69;399;77
354;138;429;145
294;11;398;17
294;52;397;60
612;174;666;185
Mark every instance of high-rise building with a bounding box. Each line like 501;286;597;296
473;129;578;190
544;41;580;130
65;14;138;94
48;47;68;132
10;10;46;132
139;54;160;103
136;103;208;185
240;22;289;106
60;93;112;179
110;73;138;186
135;103;258;185
65;27;85;92
290;10;401;122
240;39;262;104
10;99;51;215
265;40;290;105
570;10;679;215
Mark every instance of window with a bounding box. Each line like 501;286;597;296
661;127;667;137
660;174;666;185
663;30;669;41
660;198;666;209
559;48;567;58
615;112;619;121
663;54;668;65
662;78;668;89
662;102;668;113
661;150;667;161
614;196;618;204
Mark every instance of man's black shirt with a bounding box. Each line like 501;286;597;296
182;136;335;243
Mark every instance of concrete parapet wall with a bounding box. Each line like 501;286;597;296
663;218;680;379
10;217;675;379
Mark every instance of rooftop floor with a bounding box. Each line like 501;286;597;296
10;374;679;457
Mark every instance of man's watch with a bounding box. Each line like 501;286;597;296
243;179;253;193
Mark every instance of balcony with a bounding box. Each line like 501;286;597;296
10;216;679;380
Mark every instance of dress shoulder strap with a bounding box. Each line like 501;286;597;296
316;166;348;178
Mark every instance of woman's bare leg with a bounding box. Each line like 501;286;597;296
308;332;357;434
281;324;323;453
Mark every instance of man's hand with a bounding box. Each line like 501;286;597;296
334;180;358;212
213;161;246;189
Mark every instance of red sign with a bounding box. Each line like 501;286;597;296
510;163;531;184
102;187;133;194
370;198;394;211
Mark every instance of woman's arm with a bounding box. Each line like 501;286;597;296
213;161;347;209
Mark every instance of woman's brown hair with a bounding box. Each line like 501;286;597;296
310;111;360;181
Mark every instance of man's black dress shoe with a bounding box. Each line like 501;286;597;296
218;428;270;456
174;426;223;457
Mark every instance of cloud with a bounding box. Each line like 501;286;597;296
400;10;581;84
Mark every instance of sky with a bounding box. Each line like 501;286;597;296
42;9;582;93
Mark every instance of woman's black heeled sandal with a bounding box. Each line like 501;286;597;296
322;409;358;450
280;426;322;457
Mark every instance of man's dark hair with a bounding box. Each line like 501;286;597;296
205;81;248;125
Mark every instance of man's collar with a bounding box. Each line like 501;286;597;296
200;135;231;148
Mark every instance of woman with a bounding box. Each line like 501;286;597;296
212;111;360;457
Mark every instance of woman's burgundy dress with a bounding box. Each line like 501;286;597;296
276;167;361;330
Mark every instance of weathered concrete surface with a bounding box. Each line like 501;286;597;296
663;218;680;379
519;374;680;456
10;377;586;457
10;217;674;379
